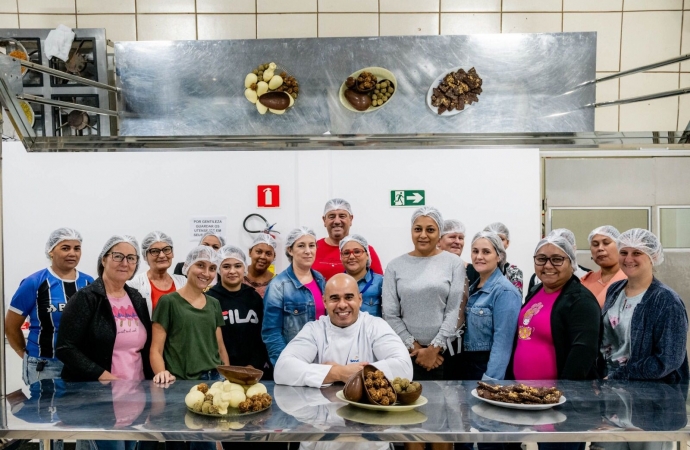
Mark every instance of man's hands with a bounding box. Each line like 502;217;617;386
410;343;443;371
323;361;368;384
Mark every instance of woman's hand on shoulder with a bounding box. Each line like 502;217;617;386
153;370;176;384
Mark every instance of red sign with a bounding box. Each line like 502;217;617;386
257;185;280;208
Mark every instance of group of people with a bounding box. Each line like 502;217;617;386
4;197;688;450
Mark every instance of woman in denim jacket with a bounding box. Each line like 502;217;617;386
601;229;688;383
262;227;326;365
462;231;521;381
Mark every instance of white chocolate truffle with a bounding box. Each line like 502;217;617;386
244;88;258;104
256;81;269;97
268;75;283;90
244;73;258;89
256;101;268;114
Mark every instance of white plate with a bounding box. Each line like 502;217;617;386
338;67;397;113
335;390;427;412
426;67;478;116
471;403;566;425
471;389;565;411
336;405;428;425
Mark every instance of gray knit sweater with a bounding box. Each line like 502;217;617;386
382;251;465;349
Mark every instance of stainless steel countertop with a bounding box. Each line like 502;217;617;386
115;33;596;136
3;380;688;442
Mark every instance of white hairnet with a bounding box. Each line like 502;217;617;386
249;233;277;251
617;228;664;266
323;198;353;216
441;219;466;237
588;225;621;246
45;227;83;259
97;235;140;279
471;231;506;267
534;236;577;271
217;245;248;268
548;228;576;249
339;233;371;269
198;231;226;247
411;206;444;231
141;231;174;256
284;226;317;262
182;245;220;276
484;222;510;241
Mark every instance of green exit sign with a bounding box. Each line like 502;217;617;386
391;190;425;207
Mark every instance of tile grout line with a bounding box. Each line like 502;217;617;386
438;0;441;35
618;0;624;132
255;0;258;39
679;10;684;130
134;0;138;40
74;0;77;28
500;0;503;32
378;0;380;37
561;0;563;32
15;0;18;27
194;0;198;40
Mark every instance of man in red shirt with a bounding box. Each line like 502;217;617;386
313;198;383;280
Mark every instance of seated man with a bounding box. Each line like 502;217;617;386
274;273;413;387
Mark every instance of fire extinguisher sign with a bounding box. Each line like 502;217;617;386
257;185;280;208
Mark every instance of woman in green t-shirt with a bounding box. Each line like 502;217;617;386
150;246;229;383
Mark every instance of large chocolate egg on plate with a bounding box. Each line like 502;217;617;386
259;92;291;111
344;89;371;112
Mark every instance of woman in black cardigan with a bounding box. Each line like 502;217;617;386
57;235;153;382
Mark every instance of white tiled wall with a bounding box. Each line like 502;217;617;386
6;0;690;131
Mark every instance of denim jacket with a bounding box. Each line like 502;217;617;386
603;278;689;382
261;265;326;365
358;269;384;318
463;267;521;380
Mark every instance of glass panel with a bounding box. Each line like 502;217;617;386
660;208;690;248
550;209;649;247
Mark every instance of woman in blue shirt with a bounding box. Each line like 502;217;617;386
462;231;521;381
262;227;326;365
339;234;383;317
5;228;94;385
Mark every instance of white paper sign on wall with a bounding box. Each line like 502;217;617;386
190;216;226;241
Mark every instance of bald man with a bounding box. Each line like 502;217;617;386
274;273;412;387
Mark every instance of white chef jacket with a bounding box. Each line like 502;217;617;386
274;312;413;387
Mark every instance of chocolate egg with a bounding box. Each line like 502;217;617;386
259;92;291;111
343;370;364;402
344;89;371;111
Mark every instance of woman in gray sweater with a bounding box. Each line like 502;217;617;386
383;206;466;381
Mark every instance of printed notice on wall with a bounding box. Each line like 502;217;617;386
190;216;226;241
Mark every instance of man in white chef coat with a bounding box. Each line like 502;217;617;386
274;273;413;387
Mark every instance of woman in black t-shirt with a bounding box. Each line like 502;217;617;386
208;245;272;380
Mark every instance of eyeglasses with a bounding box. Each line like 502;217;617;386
109;252;139;264
534;255;566;266
148;246;173;257
341;248;366;257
